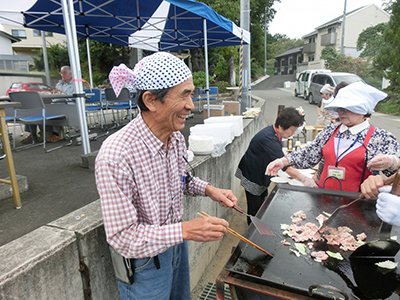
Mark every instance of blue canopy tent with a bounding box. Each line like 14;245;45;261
1;0;250;154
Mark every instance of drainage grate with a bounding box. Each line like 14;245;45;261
197;282;232;300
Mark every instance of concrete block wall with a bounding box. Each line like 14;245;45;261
0;96;267;299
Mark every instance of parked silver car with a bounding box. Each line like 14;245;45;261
308;72;363;104
294;69;331;100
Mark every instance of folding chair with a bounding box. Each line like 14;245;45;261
9;91;71;152
104;88;137;129
208;86;219;101
84;89;106;129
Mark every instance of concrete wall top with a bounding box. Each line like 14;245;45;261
0;226;76;282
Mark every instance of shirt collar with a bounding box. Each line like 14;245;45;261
339;120;370;134
136;113;180;156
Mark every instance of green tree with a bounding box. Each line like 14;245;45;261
32;43;70;76
321;47;382;88
199;0;277;80
78;39;131;85
357;23;388;59
374;0;400;94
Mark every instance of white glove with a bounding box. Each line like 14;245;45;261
368;154;399;171
296;173;318;188
376;186;400;226
266;158;284;176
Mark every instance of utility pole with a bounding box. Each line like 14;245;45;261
240;0;251;114
340;0;347;54
264;6;267;76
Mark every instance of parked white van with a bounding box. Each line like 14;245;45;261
294;69;331;100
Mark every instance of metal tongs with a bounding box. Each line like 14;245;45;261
318;172;398;231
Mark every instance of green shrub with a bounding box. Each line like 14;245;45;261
375;92;400;115
215;81;229;93
193;71;208;87
213;56;229;82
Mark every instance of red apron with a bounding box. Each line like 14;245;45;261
318;125;375;192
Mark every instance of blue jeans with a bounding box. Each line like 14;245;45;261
117;241;191;300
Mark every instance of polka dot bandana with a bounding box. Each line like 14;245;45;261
109;52;192;97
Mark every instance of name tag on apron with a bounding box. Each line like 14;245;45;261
327;166;346;180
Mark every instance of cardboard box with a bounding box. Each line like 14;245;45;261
203;104;224;119
222;101;239;116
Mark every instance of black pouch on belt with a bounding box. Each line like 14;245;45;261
109;245;134;285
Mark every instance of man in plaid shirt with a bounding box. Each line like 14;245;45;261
96;52;238;300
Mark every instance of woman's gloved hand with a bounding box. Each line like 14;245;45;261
376;186;400;226
296;173;317;188
266;158;284;176
368;154;399;171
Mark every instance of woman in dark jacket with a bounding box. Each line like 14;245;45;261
235;107;307;224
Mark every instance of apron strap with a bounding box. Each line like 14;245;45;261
358;125;375;191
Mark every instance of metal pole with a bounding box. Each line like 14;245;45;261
203;19;210;119
340;0;347;54
240;0;251;112
238;30;244;114
41;31;51;86
61;0;91;154
264;6;267;76
86;28;93;88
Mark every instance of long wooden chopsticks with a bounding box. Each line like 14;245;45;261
198;211;273;257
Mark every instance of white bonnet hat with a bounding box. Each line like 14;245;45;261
320;84;334;95
324;81;387;115
108;52;192;97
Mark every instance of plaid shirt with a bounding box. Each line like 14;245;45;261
95;113;208;258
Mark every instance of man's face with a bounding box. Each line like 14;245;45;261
152;78;195;134
60;68;72;83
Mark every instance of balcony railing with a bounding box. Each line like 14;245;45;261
303;42;316;54
321;32;336;46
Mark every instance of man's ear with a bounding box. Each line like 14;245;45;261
142;91;157;112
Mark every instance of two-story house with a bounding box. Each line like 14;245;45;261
1;24;66;69
300;4;389;71
274;46;303;75
274;4;390;76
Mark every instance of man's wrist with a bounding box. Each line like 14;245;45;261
205;184;214;197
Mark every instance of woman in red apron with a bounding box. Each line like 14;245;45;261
266;82;400;193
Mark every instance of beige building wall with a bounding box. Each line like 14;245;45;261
1;24;66;64
342;5;389;56
302;4;389;70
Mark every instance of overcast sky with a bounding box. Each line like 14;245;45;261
268;0;385;39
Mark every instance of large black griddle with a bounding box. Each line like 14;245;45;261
224;184;400;300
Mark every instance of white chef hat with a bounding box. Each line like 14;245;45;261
109;52;192;97
320;84;334;95
324;81;387;115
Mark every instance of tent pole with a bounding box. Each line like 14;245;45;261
203;19;210;118
41;31;51;86
86;27;93;88
61;0;91;154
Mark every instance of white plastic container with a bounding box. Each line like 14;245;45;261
190;123;234;144
188;136;214;155
203;116;243;137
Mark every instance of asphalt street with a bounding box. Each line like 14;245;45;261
1;75;399;247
